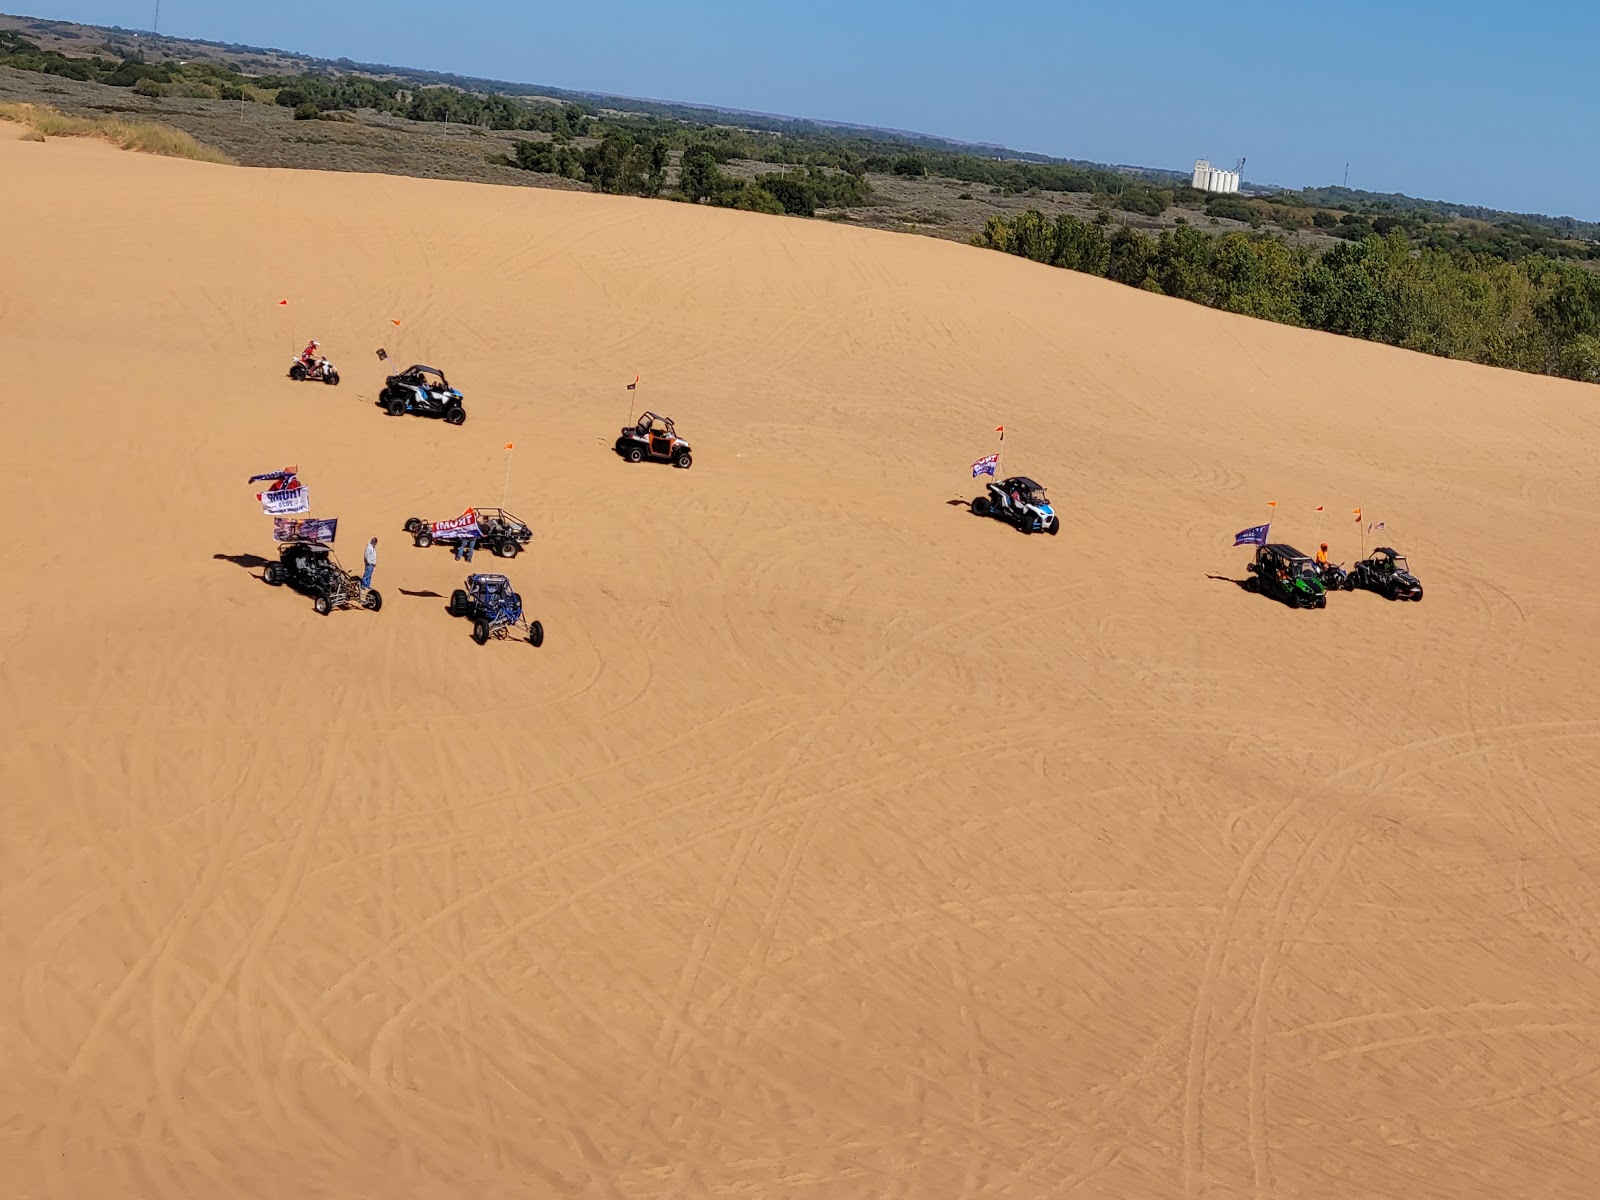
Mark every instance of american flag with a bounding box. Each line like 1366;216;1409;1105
972;453;1000;478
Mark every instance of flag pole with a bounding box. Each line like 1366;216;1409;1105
1355;509;1365;557
501;444;515;508
996;424;1004;478
626;374;640;426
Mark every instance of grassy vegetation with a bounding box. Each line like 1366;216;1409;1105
0;100;234;163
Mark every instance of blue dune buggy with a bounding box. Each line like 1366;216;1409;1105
448;573;544;647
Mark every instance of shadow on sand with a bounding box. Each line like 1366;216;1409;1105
214;552;271;571
1206;573;1251;592
399;588;444;599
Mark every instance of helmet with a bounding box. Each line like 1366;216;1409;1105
310;339;319;348
1320;542;1328;550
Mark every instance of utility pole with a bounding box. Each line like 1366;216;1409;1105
153;1;160;35
1343;162;1349;188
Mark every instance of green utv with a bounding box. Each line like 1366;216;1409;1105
1245;544;1327;609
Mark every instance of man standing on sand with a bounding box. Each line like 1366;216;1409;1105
362;537;378;589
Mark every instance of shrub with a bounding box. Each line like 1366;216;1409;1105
1204;195;1257;225
293;103;322;121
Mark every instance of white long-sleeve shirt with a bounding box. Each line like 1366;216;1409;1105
364;543;377;566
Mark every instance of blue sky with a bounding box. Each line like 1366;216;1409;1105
16;0;1598;219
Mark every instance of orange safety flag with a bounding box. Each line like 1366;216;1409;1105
391;319;401;326
279;299;288;306
1353;507;1363;521
1315;505;1324;512
996;425;1005;441
1267;500;1278;508
503;442;514;450
626;375;639;391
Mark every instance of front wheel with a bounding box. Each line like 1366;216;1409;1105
403;517;422;535
324;371;340;386
1315;595;1327;609
415;531;433;549
528;620;544;648
1046;516;1060;536
363;589;383;612
444;406;466;425
313;595;331;616
449;589;470;617
472;619;490;645
970;495;991;516
673;452;692;469
1410;588;1424;603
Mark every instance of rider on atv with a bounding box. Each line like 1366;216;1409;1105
298;339;321;369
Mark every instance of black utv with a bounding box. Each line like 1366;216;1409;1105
1245;543;1327;609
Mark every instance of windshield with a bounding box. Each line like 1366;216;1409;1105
1296;562;1318;581
1391;556;1408;571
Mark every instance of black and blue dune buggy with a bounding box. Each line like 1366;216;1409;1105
448;573;544;647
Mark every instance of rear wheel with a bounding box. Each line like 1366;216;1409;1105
528;620;544;648
971;495;991;516
472;619;490;645
386;396;405;416
313;595;331;616
289;363;307;381
1245;576;1259;594
415;531;432;549
673;452;692;469
495;539;520;559
263;563;284;586
627;445;645;463
444;406;466;425
363;589;383;612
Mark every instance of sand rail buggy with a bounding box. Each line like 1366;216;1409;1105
1348;547;1424;601
378;364;465;424
447;573;544;647
404;508;531;558
970;475;1060;535
262;541;382;616
616;412;692;468
1245;544;1326;609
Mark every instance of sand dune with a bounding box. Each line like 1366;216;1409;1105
3;131;1600;1199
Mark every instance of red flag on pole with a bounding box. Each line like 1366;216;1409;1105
626;375;639;391
995;425;1004;441
1315;505;1324;512
279;299;288;306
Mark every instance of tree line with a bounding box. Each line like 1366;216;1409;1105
973;211;1600;384
505;131;873;215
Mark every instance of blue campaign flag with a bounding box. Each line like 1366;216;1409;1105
1234;523;1271;547
972;453;999;478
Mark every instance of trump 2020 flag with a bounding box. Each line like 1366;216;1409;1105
1234;523;1271;547
972;453;999;478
